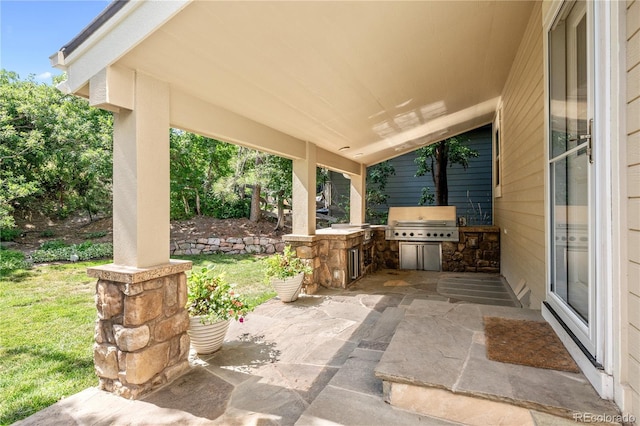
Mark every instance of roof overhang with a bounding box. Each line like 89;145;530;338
52;0;534;168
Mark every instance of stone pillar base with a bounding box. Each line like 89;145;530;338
283;235;320;294
88;260;192;399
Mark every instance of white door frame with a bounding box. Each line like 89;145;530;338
542;0;618;399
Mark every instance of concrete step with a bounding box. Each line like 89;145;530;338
374;299;621;426
437;276;521;307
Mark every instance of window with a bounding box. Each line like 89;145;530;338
493;107;502;198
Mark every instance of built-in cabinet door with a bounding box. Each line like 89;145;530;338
547;0;596;356
400;243;420;270
399;242;441;271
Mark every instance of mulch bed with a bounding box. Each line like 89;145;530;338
483;316;580;373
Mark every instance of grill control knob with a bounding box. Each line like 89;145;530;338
402;232;407;236
440;233;444;237
427;233;431;237
446;233;451;237
410;232;414;236
395;232;399;236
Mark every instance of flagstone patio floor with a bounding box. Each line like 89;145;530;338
16;270;620;425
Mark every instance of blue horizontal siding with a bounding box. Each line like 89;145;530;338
330;125;493;225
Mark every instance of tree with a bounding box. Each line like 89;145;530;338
0;70;113;226
261;155;292;230
169;129;236;219
366;161;395;224
414;136;478;206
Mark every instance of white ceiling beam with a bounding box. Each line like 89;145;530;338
316;148;362;176
89;66;135;113
170;90;307;160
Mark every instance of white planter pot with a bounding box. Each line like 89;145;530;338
188;316;231;354
271;272;304;302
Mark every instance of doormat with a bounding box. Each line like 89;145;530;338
483;316;580;373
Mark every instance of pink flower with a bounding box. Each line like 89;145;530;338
239;317;244;323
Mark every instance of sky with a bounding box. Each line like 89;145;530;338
1;0;110;83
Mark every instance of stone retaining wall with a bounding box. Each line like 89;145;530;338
171;237;285;256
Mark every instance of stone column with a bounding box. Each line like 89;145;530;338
88;261;192;399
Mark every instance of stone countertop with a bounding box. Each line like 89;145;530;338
317;228;365;236
284;225;387;242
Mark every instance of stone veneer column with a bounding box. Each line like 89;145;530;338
87;260;192;399
283;235;320;294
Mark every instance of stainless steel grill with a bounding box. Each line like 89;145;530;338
385;206;459;242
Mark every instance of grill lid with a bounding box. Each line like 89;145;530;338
393;220;449;227
387;206;457;225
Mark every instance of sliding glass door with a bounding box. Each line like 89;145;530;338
547;0;596;355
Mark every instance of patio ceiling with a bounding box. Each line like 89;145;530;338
56;0;534;167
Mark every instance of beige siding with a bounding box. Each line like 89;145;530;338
626;0;640;419
494;1;546;308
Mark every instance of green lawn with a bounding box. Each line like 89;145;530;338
0;254;272;425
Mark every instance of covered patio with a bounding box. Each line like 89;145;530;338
46;0;640;422
18;270;619;425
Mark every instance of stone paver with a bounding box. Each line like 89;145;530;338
375;298;621;422
17;270;620;426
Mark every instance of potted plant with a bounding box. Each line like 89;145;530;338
186;266;253;354
263;245;313;302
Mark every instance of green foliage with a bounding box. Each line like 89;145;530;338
39;239;67;250
415;136;479;206
0;248;30;274
39;229;56;238
170;129;238;219
186;265;254;323
366;161;395;224
0;70;113;226
0;256;271;423
30;242;113;263
0;260;104;424
263;245;313;282
0;227;22;241
84;231;107;239
419;187;435;206
205;195;251;219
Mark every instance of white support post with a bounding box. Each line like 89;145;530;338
112;72;170;268
292;142;317;235
350;164;366;225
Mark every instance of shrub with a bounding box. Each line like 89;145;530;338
30;242;113;263
205;195;251;219
0;228;22;242
84;231;107;239
39;239;68;250
39;230;56;238
0;248;30;274
186;266;254;323
263;245;312;282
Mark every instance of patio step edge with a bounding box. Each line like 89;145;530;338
380;380;619;426
358;306;405;347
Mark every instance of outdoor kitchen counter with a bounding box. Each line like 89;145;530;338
284;225;385;241
283;226;384;291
